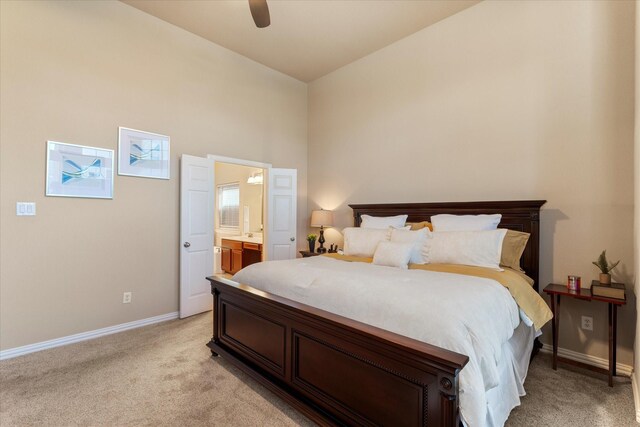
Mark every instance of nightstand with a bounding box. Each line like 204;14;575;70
543;283;626;387
299;251;321;258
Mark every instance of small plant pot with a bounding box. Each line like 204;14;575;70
599;273;611;285
308;240;316;253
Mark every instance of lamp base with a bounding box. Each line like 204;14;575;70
318;226;326;253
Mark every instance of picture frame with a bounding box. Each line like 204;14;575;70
118;127;170;179
46;141;114;199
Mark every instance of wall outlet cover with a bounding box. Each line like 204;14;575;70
581;315;593;331
16;202;36;216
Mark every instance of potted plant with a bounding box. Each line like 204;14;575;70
307;234;317;253
592;250;620;285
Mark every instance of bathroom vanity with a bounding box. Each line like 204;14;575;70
220;236;263;275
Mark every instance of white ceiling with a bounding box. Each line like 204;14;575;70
121;0;480;82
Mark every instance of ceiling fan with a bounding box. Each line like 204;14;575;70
248;0;270;28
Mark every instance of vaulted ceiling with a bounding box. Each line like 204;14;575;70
121;0;480;82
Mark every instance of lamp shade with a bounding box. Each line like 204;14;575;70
310;209;334;227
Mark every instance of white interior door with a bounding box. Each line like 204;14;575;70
180;155;214;318
266;168;297;260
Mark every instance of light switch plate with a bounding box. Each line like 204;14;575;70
16;202;36;216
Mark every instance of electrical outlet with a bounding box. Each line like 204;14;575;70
123;292;132;304
581;316;593;331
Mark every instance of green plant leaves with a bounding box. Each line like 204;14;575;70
592;250;620;274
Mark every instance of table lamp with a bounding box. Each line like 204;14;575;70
310;209;333;253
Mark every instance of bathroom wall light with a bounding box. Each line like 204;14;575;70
247;173;263;185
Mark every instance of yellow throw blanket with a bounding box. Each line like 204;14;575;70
321;253;552;330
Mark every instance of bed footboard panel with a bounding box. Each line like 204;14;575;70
220;299;288;378
292;331;430;427
206;277;468;427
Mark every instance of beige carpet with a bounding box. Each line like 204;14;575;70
0;312;636;426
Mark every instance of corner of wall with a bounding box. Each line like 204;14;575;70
633;0;639;419
632;372;640;422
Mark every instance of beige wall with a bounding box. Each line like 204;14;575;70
635;0;640;398
214;162;264;245
0;0;307;350
309;0;636;365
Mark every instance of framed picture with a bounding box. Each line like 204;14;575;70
46;141;114;199
118;127;170;179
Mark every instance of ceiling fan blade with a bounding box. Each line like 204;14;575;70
249;0;270;28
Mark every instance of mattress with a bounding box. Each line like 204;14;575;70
233;256;542;427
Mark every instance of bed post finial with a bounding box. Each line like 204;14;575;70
354;212;362;227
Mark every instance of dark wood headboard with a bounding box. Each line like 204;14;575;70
349;200;546;292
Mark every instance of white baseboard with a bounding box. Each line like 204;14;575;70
540;343;633;377
0;311;179;361
632;372;640;423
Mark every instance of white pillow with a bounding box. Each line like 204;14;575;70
424;229;507;270
373;242;413;269
361;214;408;230
389;228;430;264
343;227;389;257
431;214;502;231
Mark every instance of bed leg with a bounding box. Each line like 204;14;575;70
206;338;219;358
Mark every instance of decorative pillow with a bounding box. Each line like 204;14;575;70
431;214;502;231
500;229;530;271
361;214;408;230
373;242;414;269
343;227;389;257
389;228;430;264
424;229;508;270
408;221;433;231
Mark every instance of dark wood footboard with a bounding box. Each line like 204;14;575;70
206;276;468;427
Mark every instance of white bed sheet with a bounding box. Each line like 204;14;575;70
233;256;536;427
481;320;536;427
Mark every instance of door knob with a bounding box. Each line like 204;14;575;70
290;237;295;241
184;242;191;248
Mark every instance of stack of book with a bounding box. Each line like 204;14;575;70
590;280;625;300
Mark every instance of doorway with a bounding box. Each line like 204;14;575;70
208;154;271;280
179;154;297;319
213;162;265;277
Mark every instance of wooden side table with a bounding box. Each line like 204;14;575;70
299;251;321;258
543;283;626;387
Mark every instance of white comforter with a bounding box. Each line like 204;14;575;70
233;256;522;427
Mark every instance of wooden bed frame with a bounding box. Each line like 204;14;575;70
206;200;546;426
